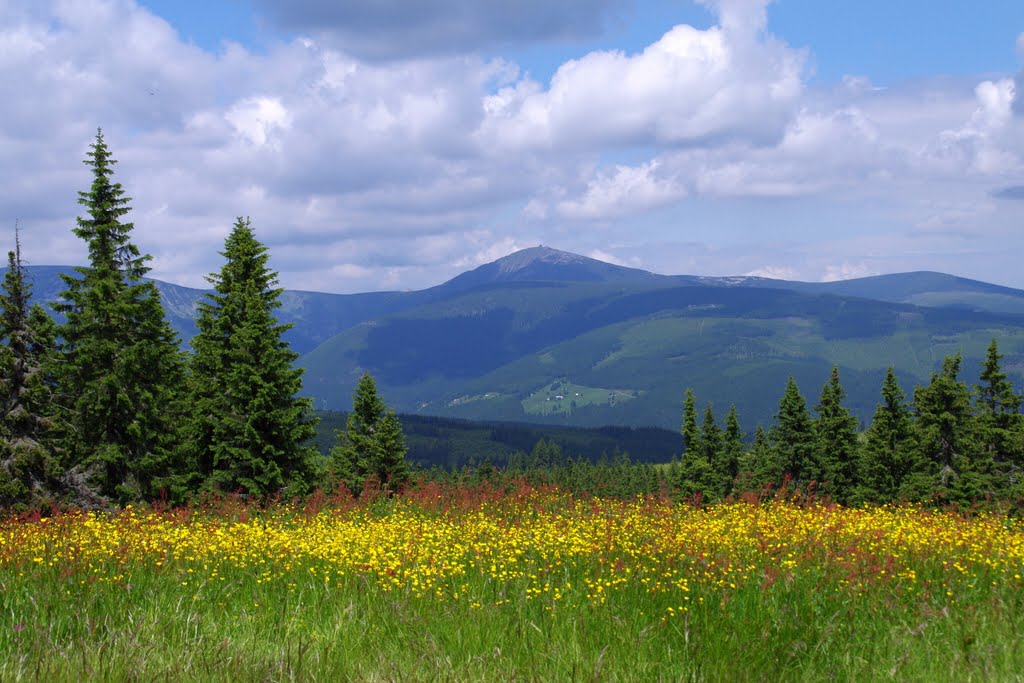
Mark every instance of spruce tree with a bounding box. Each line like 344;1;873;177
0;236;62;508
56;130;185;504
676;389;711;499
700;403;724;497
974;339;1023;488
913;354;983;502
769;376;815;489
331;372;408;496
859;368;916;503
720;404;744;496
681;388;701;455
813;366;860;503
185;217;318;498
738;424;772;493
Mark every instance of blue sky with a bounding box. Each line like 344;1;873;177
2;0;1024;292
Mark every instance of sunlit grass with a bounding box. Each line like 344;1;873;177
2;483;1023;680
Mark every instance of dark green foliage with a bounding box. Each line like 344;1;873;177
719;405;744;496
769;377;815;488
740;424;773;490
55;131;185;505
184;217;318;499
331;372;408;495
681;388;700;455
0;238;62;509
912;354;984;502
813;366;860;503
974;339;1024;479
858;368;916;502
700;403;723;497
676;390;713;499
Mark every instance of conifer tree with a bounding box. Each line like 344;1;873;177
681;388;701;455
185;217;318;498
739;424;773;492
859;368;916;502
331;372;408;496
0;235;62;508
56;130;185;504
913;354;983;502
720;404;744;496
700;403;724;497
974;339;1023;486
770;376;815;489
813;366;859;502
676;389;712;499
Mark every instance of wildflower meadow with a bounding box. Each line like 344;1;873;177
2;483;1023;681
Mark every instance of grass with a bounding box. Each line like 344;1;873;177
2;484;1024;681
521;379;637;416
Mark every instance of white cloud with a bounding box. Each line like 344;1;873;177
821;262;877;282
744;265;802;280
225;97;291;146
557;161;686;219
479;15;806;151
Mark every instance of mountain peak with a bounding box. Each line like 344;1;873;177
493;246;590;274
442;246;659;290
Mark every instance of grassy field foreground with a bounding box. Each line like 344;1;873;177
2;484;1023;681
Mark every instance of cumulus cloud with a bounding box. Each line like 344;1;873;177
252;0;628;60
744;265;801;280
3;0;1024;294
821;262;877;282
479;15;806;152
556;161;686;219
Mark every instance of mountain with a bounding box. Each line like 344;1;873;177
8;249;1024;432
442;246;664;290
742;271;1024;315
298;275;1024;431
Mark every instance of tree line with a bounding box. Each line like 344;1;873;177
673;352;1024;506
0;130;403;510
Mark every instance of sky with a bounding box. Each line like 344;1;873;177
2;0;1024;293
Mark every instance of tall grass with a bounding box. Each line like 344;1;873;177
2;483;1023;681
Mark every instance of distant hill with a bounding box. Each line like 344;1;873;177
443;246;664;291
9;249;1024;432
739;271;1024;315
299;276;1024;431
312;411;681;469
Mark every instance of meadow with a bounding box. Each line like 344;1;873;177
2;484;1023;681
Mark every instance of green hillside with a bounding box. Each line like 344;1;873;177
298;276;1024;431
11;248;1024;434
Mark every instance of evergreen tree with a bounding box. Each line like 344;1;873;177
55;130;185;504
185;217;318;498
913;354;984;502
331;372;408;496
676;389;711;499
769;376;815;489
859;368;916;502
974;339;1023;487
700;403;723;497
738;424;772;493
0;236;62;508
681;388;701;455
719;404;744;496
813;366;860;503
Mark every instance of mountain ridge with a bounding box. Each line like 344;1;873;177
8;248;1024;432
